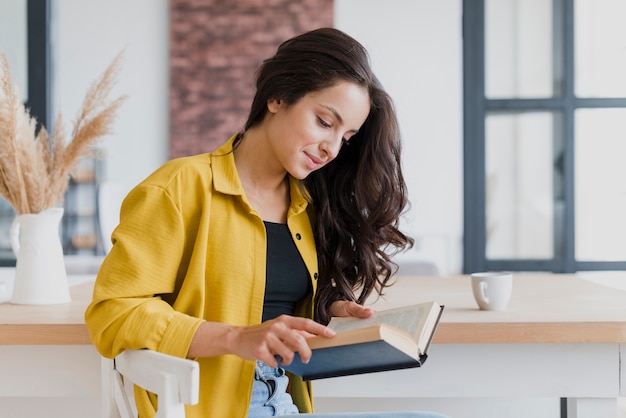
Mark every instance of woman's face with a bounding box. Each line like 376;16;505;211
265;81;370;180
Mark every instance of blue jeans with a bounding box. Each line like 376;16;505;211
248;360;300;417
248;361;449;418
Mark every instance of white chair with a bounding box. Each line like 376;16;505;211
102;349;200;418
98;182;200;417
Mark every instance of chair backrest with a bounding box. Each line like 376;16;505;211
102;349;200;418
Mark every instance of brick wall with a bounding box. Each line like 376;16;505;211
169;0;333;158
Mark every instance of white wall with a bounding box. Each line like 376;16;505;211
335;0;463;274
49;0;464;274
51;0;169;195
0;0;27;99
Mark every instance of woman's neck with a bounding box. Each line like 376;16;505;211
234;131;290;223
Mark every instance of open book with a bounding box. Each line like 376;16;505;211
280;301;444;380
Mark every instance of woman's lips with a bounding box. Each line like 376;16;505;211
304;152;323;170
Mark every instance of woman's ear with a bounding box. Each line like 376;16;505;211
267;98;282;114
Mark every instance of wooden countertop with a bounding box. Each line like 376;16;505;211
2;272;626;345
367;273;626;344
0;281;94;345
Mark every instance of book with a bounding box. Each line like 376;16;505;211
280;301;444;380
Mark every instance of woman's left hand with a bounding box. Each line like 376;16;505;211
328;300;375;319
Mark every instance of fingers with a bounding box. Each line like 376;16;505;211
347;302;375;318
295;315;336;338
271;316;334;365
329;300;375;318
258;331;285;367
272;325;311;365
239;316;335;367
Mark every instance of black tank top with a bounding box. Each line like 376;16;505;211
262;221;311;321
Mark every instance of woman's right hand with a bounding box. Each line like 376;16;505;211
187;315;335;367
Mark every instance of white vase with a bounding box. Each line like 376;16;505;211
10;207;71;304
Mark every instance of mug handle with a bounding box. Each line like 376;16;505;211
479;281;490;304
10;217;21;256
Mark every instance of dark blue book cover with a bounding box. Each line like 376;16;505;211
280;337;427;381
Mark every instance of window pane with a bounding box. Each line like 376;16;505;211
575;109;626;261
486;112;555;259
575;0;626;97
485;0;555;98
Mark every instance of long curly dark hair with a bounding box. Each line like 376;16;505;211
239;28;414;323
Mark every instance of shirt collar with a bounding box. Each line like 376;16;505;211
211;135;310;215
210;135;243;196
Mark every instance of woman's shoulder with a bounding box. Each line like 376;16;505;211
132;136;238;198
154;136;235;180
163;153;213;171
150;153;214;184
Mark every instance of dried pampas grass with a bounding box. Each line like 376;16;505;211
0;52;126;214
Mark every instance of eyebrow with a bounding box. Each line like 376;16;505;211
321;105;360;134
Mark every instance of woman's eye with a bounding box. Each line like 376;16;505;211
318;117;331;128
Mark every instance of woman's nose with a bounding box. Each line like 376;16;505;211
320;134;343;161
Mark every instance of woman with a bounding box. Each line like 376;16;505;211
85;28;448;418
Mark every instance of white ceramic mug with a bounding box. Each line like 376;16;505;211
471;271;513;311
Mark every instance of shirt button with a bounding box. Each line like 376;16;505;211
295;233;302;240
314;273;318;280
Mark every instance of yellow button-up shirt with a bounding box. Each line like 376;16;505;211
85;137;318;417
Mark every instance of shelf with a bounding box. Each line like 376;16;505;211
70;169;96;183
71;233;98;250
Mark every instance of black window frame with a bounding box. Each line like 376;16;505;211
463;0;626;273
27;0;51;130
